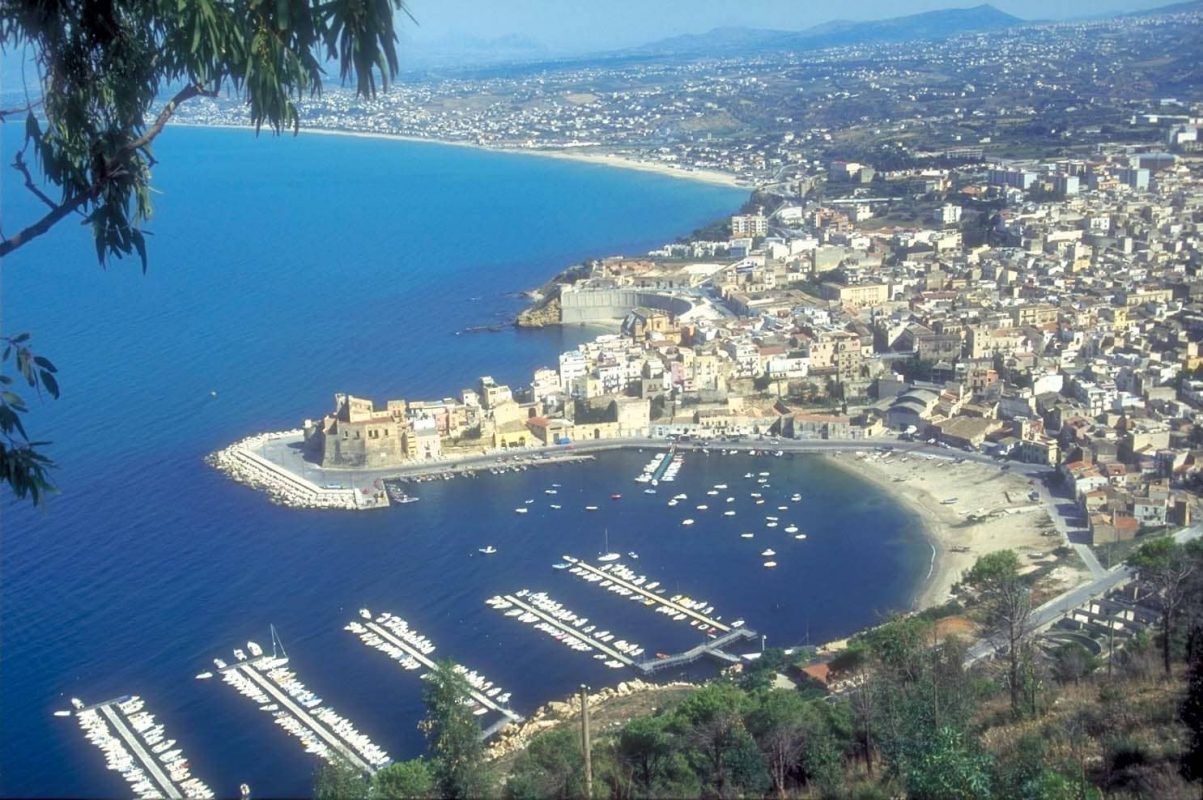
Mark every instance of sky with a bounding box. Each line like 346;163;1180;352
396;0;1179;54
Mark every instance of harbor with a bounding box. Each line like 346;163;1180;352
562;556;735;634
211;637;390;773
488;590;645;670
347;609;523;730
67;695;213;800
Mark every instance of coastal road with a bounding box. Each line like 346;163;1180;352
965;524;1203;665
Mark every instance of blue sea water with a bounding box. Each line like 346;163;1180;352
0;125;927;798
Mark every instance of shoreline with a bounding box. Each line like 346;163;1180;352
822;450;1091;613
170;121;748;189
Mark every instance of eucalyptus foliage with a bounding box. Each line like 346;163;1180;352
0;0;409;504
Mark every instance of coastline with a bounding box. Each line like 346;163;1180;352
823;450;1091;612
170;121;748;189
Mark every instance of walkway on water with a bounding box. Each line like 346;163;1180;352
499;593;639;667
95;702;184;800
564;556;731;633
223;658;375;773
358;617;523;725
636;627;759;674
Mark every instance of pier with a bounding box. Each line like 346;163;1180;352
635;627;759;674
350;610;523;727
214;650;389;773
70;696;213;800
492;592;641;669
563;556;732;633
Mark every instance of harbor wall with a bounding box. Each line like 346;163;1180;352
559;287;693;323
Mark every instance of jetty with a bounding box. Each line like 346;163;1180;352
488;592;643;670
347;610;523;730
636;627;759;674
562;556;732;633
213;640;389;773
69;695;213;800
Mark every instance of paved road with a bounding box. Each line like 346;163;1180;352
965;524;1203;665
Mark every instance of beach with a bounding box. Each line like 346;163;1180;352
824;450;1091;611
171;122;747;189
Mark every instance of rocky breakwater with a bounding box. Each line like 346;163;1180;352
206;431;388;511
485;679;695;761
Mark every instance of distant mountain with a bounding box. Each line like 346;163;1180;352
1125;0;1203;16
398;33;552;69
621;4;1024;59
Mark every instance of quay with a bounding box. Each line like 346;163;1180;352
636;627;759;674
498;593;638;668
563;556;732;633
215;655;386;773
95;704;183;800
70;695;213;800
354;615;524;727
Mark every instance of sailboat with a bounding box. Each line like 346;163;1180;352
597;528;621;563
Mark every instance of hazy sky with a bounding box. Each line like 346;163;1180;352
397;0;1177;53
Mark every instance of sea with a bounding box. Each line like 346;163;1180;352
0;125;928;798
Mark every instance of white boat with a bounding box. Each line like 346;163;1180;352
667;499;678;506
552;562;569;570
785;525;798;533
696;504;708;510
514;507;528;514
247;641;263;658
794;534;807;540
53;710;71;717
234;649;246;661
597;528;622;562
585;505;598;511
359;609;371;620
682;519;695;526
740;532;754;539
761;548;777;557
478;546;498;555
763;561;778;568
550;504;562;510
195;672;213;680
724;510;735;516
627;551;639;559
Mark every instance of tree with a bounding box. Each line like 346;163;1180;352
898;726;993;800
504;727;586;800
372;758;434;800
615;715;675;795
965;550;1032;714
671;683;751;798
1180;624;1203;789
1128;538;1198;676
745;689;812;799
314;758;371;800
0;0;410;504
420;660;492;799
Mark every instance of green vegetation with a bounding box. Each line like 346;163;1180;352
0;0;410;505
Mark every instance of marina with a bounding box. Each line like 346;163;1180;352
68;695;213;800
212;636;390;773
487;591;644;670
346;610;523;728
561;556;735;634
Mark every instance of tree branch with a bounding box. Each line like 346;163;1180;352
0;84;215;260
12;151;60;212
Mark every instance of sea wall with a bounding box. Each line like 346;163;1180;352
206;431;387;510
560;286;694;323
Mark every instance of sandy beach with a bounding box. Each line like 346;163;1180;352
824;450;1090;611
172;122;747;189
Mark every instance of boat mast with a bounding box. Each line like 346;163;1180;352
270;624;288;660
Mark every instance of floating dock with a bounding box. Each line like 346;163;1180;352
488;591;644;670
68;695;213;800
212;641;390;773
347;609;523;730
562;556;733;634
636;627;759;674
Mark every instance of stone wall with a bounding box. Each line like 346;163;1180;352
560;286;693;323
